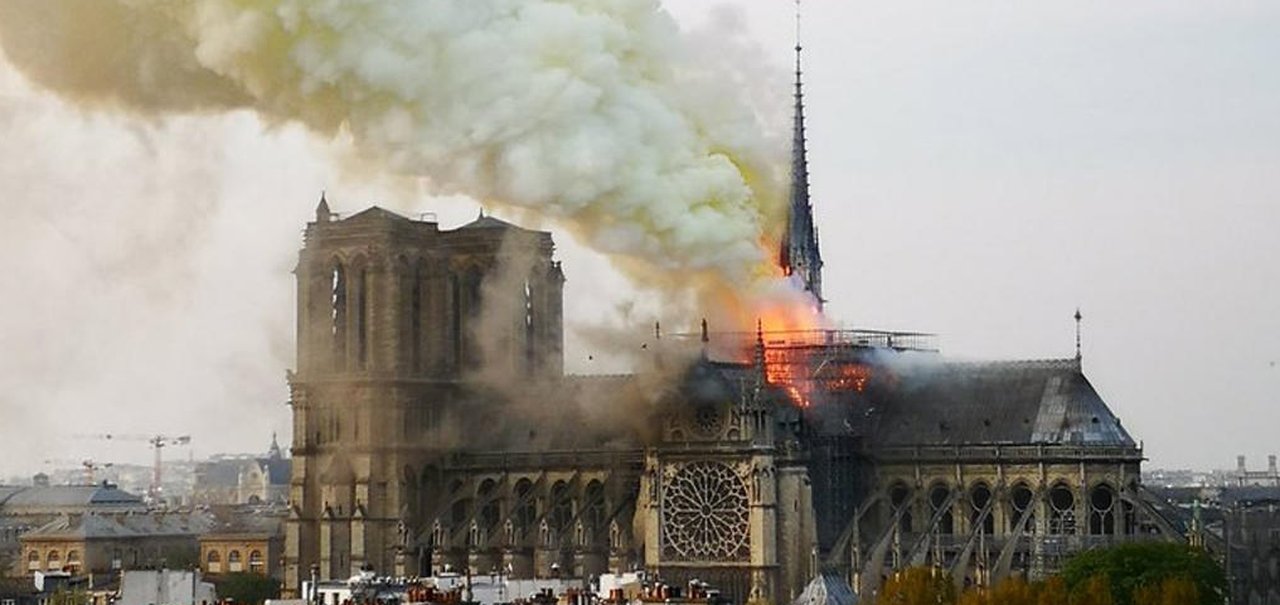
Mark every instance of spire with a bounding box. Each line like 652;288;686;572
316;191;332;222
780;0;824;308
1074;308;1083;363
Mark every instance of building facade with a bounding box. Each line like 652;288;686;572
0;482;146;577
285;203;565;593
16;512;209;576
283;48;1181;604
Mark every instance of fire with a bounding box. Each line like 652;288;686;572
748;282;822;407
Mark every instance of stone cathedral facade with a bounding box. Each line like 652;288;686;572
282;197;1180;603
283;50;1184;604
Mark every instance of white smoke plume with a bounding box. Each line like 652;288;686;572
0;0;796;319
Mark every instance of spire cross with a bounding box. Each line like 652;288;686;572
1074;308;1083;361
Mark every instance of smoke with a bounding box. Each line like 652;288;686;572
0;0;795;319
451;231;698;450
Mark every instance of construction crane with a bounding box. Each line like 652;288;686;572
41;459;114;486
75;433;191;501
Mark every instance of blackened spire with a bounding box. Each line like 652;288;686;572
780;0;824;308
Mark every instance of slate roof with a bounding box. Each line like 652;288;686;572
23;512;212;540
866;358;1135;448
0;485;145;510
262;457;290;484
203;507;285;538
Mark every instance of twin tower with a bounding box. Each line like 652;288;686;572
284;199;564;589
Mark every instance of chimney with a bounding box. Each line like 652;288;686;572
1238;455;1247;473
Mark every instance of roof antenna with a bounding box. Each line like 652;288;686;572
1074;308;1083;363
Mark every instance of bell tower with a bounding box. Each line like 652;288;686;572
284;197;564;595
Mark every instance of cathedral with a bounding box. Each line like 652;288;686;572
282;48;1182;604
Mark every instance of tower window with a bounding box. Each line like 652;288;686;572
524;279;535;374
356;268;369;368
330;263;347;368
411;266;423;371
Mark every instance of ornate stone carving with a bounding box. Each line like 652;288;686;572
661;461;750;561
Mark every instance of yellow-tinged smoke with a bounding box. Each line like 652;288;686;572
0;0;799;324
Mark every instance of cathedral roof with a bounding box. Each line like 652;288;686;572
867;358;1136;448
343;205;413;224
457;213;525;231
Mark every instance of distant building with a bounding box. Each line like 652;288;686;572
118;570;215;605
192;436;289;506
0;481;146;576
199;506;285;580
16;512;211;576
1216;487;1280;604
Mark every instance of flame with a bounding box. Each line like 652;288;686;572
739;273;878;408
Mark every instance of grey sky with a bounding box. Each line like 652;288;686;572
0;1;1277;474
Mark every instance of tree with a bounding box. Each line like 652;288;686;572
216;572;281;605
47;589;88;605
1132;576;1199;605
957;576;1039;605
1037;577;1068;605
1071;575;1113;605
1060;542;1225;605
878;567;957;604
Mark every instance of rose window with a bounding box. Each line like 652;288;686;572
693;406;724;438
661;461;750;561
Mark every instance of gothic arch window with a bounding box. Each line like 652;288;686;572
329;260;347;368
248;550;264;574
27;550;39;570
1088;484;1116;535
403;465;419;519
449;272;463;366
410;260;425;371
1049;483;1076;535
514;478;536;531
1010;483;1035;532
929;483;954;535
45;550;60;570
585;480;606;530
66;550;80;572
889;481;913;533
354;264;369;368
451;498;472;525
523;275;536;373
478;480;501;530
550;481;572;531
970;482;994;535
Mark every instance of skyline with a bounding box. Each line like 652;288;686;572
1;1;1277;473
